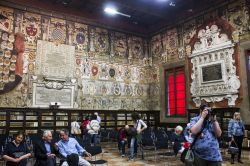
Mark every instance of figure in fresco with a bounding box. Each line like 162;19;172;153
0;14;25;95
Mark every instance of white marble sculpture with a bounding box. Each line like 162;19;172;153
189;24;240;107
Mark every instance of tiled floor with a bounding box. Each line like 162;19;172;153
99;142;250;166
0;142;249;166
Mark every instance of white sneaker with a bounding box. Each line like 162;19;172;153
128;157;135;161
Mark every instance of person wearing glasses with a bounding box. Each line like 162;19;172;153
186;104;222;166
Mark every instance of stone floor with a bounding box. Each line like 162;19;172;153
0;141;249;166
98;142;250;166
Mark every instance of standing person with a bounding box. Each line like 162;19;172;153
34;130;57;166
129;112;147;160
71;118;81;138
87;114;100;146
3;131;31;166
94;112;101;124
187;104;222;166
228;112;245;164
94;112;101;144
57;129;91;166
80;116;90;141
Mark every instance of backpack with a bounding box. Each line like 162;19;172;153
127;127;137;136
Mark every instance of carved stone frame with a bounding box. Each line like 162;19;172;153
189;24;240;107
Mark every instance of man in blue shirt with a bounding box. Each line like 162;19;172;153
187;104;222;166
57;129;91;166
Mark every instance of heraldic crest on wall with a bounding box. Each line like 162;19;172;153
189;23;240;107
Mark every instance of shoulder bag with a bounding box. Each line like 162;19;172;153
181;122;206;164
72;122;81;135
228;140;239;155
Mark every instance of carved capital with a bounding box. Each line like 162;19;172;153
225;94;238;106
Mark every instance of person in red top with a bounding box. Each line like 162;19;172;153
118;125;129;157
80;116;90;141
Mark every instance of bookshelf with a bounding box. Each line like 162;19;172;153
25;112;38;134
0;112;6;134
0;108;160;135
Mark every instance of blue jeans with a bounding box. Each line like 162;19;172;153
130;137;137;158
130;136;144;159
91;134;97;145
119;140;126;155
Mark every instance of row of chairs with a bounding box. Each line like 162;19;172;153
99;127;177;163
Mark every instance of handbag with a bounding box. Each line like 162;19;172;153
184;149;195;164
73;128;81;135
128;127;137;136
181;122;206;164
128;121;139;137
228;140;239;155
72;122;81;135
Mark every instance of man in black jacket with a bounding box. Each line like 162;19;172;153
34;130;57;166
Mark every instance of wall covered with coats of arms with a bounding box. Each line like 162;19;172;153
0;0;249;119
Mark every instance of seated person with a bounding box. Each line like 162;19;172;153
2;131;31;166
57;129;92;166
118;125;129;157
34;130;57;166
172;125;185;155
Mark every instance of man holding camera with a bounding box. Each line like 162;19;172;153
187;104;222;166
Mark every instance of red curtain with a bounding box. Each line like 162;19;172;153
167;74;175;116
167;69;186;116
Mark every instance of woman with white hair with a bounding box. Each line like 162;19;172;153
172;125;185;155
228;112;245;164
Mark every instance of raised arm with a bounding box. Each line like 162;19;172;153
190;110;208;135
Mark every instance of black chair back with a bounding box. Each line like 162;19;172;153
85;146;102;156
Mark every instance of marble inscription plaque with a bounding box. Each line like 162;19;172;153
201;63;222;83
33;83;74;108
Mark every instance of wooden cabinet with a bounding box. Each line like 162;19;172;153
0;108;160;135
